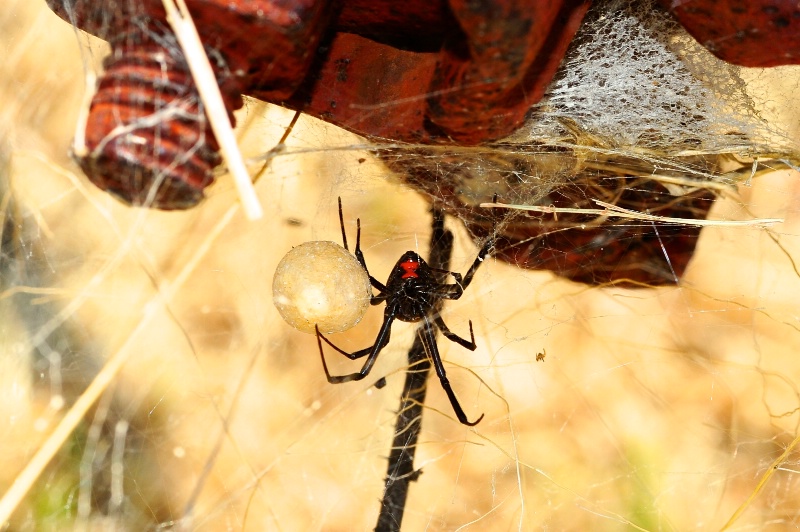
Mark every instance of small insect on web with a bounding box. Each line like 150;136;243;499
315;198;496;426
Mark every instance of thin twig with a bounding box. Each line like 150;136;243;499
720;432;800;531
480;200;782;227
375;207;453;531
252;110;302;184
161;0;262;220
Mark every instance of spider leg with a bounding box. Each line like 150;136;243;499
459;195;499;291
434;315;476;351
434;234;496;301
316;326;375;361
460;235;495;291
420;316;484;426
429;268;464;297
338;197;349;251
370;292;389;306
433;271;464;300
338;197;388;294
315;305;396;384
354;218;389;293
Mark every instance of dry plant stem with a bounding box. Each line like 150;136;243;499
480;201;783;227
720;432;800;531
160;0;263;220
71;70;96;158
375;206;453;532
376;337;429;532
252;111;302;184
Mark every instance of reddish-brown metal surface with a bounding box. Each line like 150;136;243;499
46;0;333;99
43;0;798;285
45;0;591;207
45;0;334;207
660;0;800;67
279;1;590;144
485;184;714;286
392;148;717;286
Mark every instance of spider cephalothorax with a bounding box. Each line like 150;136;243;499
315;199;494;426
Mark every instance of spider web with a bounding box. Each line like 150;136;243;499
2;1;800;530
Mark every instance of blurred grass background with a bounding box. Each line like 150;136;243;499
2;1;800;530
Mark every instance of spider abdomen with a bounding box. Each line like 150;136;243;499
384;251;440;322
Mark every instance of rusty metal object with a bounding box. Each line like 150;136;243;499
45;0;333;208
44;1;797;285
81;36;225;208
489;183;715;286
45;0;590;208
388;144;718;286
660;0;800;67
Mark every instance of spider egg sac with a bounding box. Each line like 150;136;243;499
272;241;371;334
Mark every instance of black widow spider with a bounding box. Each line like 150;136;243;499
315;199;495;426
